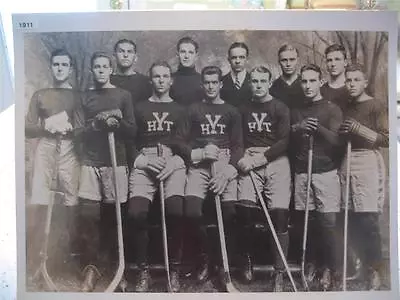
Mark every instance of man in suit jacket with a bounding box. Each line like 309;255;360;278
221;42;252;108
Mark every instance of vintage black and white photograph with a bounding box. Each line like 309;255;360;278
14;10;398;298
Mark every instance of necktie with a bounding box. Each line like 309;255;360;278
234;74;241;90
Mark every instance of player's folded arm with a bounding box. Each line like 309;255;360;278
264;136;289;163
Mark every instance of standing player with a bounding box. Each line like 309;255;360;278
74;52;136;292
111;39;152;106
25;49;80;276
128;61;188;292
269;44;305;268
221;42;252;107
270;44;304;109
321;44;349;112
339;64;388;290
184;66;243;289
291;64;343;290
170;36;203;106
237;66;291;291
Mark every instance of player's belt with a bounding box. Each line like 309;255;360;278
140;146;173;157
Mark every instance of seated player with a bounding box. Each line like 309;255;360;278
128;61;188;292
338;64;388;290
184;66;243;290
237;66;291;292
74;52;136;292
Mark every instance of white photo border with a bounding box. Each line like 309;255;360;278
13;9;399;300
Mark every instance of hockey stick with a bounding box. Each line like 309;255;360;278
300;135;313;292
157;143;173;292
32;136;61;292
104;132;125;292
342;141;352;291
249;171;297;292
211;162;239;293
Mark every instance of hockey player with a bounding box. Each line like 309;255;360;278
291;64;343;290
170;36;203;106
184;66;243;290
111;39;152;106
237;66;291;291
321;44;349;112
25;48;80;276
270;44;304;109
339;64;388;290
128;61;188;292
74;52;136;292
221;42;252;107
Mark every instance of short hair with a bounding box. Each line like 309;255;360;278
277;43;299;57
114;39;137;53
177;36;199;52
228;42;249;57
345;63;367;75
201;66;222;82
324;44;347;59
300;64;322;79
149;60;172;78
250;65;272;81
50;49;73;66
90;51;113;69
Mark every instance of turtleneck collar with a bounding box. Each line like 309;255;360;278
177;65;197;75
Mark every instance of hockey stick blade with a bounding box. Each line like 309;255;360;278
226;282;239;293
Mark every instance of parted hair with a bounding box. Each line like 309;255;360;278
177;36;199;52
149;60;173;78
228;42;249;57
345;63;367;76
114;39;137;53
90;51;113;69
250;65;272;81
201;66;223;82
324;44;347;59
50;49;73;66
300;64;322;79
277;43;299;57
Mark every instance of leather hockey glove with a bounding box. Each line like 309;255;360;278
293;117;319;134
157;155;185;181
238;153;268;173
191;144;219;164
134;154;166;174
94;109;123;130
209;163;237;195
339;118;378;145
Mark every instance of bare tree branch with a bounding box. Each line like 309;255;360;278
313;31;330;46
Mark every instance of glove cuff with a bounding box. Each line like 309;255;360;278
134;154;149;169
191;148;204;164
355;123;378;145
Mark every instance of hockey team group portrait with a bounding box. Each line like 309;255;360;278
22;28;391;294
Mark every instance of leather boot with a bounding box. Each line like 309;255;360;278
197;254;210;282
320;268;332;291
170;266;181;292
273;271;284;292
240;253;253;283
135;266;151;292
368;268;381;290
81;265;101;292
